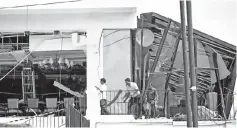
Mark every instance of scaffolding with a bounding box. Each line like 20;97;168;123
21;58;36;102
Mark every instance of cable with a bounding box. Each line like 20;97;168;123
103;37;130;47
97;30;103;80
97;30;124;80
0;39;46;82
103;30;121;38
0;0;84;10
0;92;22;95
97;30;130;81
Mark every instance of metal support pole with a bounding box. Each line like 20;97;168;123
213;53;227;120
194;39;197;67
17;34;19;50
186;1;198;127
141;15;144;91
180;1;193;127
141;19;171;103
163;33;181;118
140;15;144;117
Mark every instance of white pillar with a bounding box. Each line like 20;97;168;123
86;28;103;127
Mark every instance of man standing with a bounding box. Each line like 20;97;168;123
122;78;141;118
95;78;109;115
142;49;153;90
146;86;158;118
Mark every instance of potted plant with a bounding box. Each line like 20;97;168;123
206;84;218;112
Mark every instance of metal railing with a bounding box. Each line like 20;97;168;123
103;90;237;121
65;105;90;127
103;90;165;117
1;95;87;127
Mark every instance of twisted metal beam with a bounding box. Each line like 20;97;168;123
140;19;172;106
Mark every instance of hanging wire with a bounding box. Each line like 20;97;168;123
98;30;131;81
103;37;130;47
97;30;103;80
103;30;121;38
0;0;84;10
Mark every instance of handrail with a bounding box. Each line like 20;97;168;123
0;92;22;95
37;92;67;96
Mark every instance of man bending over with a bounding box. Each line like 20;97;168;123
122;78;141;119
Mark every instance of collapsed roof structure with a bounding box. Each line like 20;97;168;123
136;12;236;118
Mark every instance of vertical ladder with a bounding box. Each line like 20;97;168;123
22;59;36;102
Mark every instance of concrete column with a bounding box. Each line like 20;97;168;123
86;28;103;128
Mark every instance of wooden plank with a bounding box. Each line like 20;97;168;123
53;81;83;98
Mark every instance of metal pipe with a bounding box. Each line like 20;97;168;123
163;33;181;118
186;1;198;127
17;34;19;50
180;1;192;127
140;15;144;117
141;19;172;103
194;39;197;67
1;37;3;49
213;53;227;120
140;15;144;90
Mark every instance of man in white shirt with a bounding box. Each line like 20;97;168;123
122;78;141;118
95;78;109;115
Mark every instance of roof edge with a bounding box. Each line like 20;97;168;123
0;7;137;15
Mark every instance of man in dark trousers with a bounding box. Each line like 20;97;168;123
146;86;158;118
95;78;110;115
143;48;153;90
122;78;141;119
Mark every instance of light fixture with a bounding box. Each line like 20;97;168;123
58;57;64;64
42;59;48;65
38;61;43;67
49;57;54;65
70;61;74;67
65;59;70;67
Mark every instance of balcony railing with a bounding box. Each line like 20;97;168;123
102;90;236;121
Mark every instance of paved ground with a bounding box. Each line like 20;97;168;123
96;122;236;128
